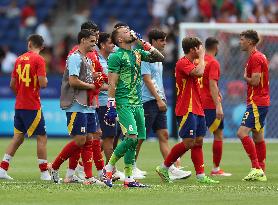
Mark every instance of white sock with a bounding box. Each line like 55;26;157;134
161;163;169;169
37;159;47;165
213;167;220;172
97;170;102;179
133;162;137;169
66;168;75;178
196;173;205;179
125;176;134;182
3;154;12;163
105;163;114;172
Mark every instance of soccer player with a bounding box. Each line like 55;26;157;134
138;28;191;180
237;30;269;181
156;37;219;184
49;29;106;185
96;32;125;180
200;37;231;176
102;25;164;187
64;21;106;182
0;34;51;180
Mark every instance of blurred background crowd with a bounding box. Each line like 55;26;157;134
0;0;277;75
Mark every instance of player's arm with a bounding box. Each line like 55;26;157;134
100;83;108;91
69;76;94;90
143;74;167;111
189;45;205;77
244;70;261;86
38;76;48;88
107;72;119;98
9;77;17;95
209;79;224;119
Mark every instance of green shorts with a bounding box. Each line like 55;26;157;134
116;105;146;140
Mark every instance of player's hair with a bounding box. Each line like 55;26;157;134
148;29;167;44
182;37;202;54
205;37;219;50
27;34;44;48
111;28;120;46
97;32;111;49
80;21;99;32
78;29;96;44
240;30;260;45
113;22;128;29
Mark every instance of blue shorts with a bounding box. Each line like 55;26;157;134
241;104;268;132
177;112;206;138
14;109;46;137
143;100;167;134
97;106;121;139
66;112;99;136
204;109;224;133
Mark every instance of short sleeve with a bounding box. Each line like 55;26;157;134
36;56;46;77
208;60;220;81
11;59;18;78
251;55;262;73
141;61;152;75
108;53;121;73
176;59;195;77
67;53;81;76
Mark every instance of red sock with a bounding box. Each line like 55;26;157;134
92;139;104;171
52;140;80;170
213;140;223;168
164;142;188;167
241;136;260;169
81;139;93;179
255;141;266;171
39;163;48;172
68;150;81;170
0;161;9;171
191;145;205;175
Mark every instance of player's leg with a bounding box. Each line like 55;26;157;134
0;132;24;180
156;113;195;182
192;115;219;184
103;106;138;187
253;129;266;172
50;112;87;183
155;110;191;180
237;105;264;181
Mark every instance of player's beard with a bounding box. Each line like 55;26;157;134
127;37;136;44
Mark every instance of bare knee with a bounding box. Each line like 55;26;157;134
74;135;87;147
194;137;203;146
237;126;251;139
157;129;169;143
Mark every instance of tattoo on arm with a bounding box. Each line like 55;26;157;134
147;48;164;63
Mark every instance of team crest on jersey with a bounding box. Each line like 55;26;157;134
81;127;86;133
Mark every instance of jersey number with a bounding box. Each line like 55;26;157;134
16;64;31;87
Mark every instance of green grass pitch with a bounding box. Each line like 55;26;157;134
0;138;277;205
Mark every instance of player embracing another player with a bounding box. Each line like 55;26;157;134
156;37;219;184
237;30;269;182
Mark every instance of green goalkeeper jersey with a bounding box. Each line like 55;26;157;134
108;47;151;106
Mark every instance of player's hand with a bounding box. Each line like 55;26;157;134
93;72;102;79
93;75;104;89
104;98;117;127
195;45;205;58
216;104;224;120
157;99;167;112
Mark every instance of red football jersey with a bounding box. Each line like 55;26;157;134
12;51;46;110
175;57;204;116
200;54;221;109
246;50;270;106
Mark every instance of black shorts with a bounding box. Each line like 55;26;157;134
143;100;167;134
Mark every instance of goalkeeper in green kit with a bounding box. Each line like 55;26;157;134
102;25;164;188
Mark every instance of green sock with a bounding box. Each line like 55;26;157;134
114;137;136;158
124;164;133;177
108;153;120;166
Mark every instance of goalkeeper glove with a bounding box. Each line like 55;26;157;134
104;98;117;126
